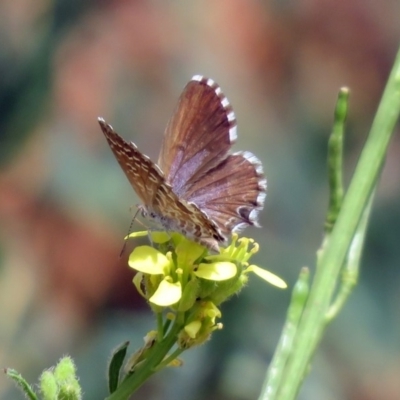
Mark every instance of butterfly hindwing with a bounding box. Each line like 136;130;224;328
158;76;237;198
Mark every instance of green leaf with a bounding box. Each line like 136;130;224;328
4;368;39;400
108;341;129;394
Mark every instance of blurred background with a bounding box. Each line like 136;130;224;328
1;1;400;399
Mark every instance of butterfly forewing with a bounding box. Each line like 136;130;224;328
98;118;165;206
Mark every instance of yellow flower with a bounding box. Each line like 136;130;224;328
127;231;286;347
128;233;238;308
178;301;222;348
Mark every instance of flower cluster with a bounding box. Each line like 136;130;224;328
127;231;286;349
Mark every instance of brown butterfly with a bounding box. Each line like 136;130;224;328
98;75;266;251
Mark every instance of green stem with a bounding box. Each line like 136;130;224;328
259;268;309;400
157;347;185;370
156;312;164;341
276;45;400;400
326;191;374;321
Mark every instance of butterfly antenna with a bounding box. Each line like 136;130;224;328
147;229;155;247
119;207;142;257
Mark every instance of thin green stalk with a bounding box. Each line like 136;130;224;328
156;312;164;341
326;191;374;321
277;45;400;400
261;76;349;400
317;86;348;266
157;347;185;370
259;268;309;400
325;87;347;232
5;369;38;400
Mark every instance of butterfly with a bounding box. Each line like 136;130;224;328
98;75;266;252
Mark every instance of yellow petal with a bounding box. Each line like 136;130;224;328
176;239;205;266
204;302;221;320
149;279;182;306
150;231;171;244
167;358;183;367
126;231;148;240
129;246;170;275
132;272;146;297
195;262;237;281
184;321;202;339
247;265;287;288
